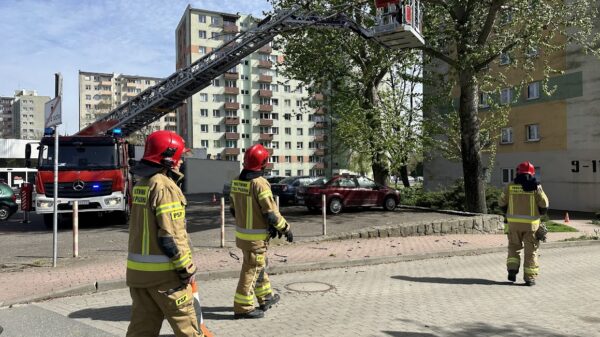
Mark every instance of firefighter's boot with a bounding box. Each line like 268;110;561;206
507;270;518;282
259;293;280;312
233;309;265;320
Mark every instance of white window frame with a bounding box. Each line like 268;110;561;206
502;168;515;184
500;127;513;144
200;124;208;133
527;81;540;100
526;124;540;141
199;93;208;102
478;92;489;108
500;88;511;105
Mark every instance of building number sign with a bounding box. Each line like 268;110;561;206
571;160;600;173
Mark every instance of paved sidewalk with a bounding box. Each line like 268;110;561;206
0;216;597;307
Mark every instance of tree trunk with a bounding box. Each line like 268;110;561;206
400;164;410;187
458;72;487;213
372;156;389;185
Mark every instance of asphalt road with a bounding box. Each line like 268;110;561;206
1;245;598;337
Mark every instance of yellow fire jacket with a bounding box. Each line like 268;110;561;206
498;183;549;226
230;175;290;250
126;171;195;288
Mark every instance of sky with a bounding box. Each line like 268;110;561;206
0;0;272;135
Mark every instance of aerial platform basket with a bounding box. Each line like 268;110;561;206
372;0;425;49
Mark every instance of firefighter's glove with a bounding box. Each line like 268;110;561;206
177;263;197;284
535;223;548;242
284;229;293;243
269;225;282;239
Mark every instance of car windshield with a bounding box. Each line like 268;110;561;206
277;177;297;185
40;144;118;170
309;177;327;185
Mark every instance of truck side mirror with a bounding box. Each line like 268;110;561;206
25;144;31;168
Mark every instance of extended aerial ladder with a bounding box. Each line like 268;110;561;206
76;2;424;138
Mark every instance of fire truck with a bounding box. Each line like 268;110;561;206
25;1;424;227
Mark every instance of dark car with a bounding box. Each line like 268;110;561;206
299;174;400;214
223;175;286;202
295;177;328;205
0;183;18;221
271;176;324;205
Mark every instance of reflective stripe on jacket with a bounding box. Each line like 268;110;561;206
498;183;549;225
230;176;289;249
126;172;193;288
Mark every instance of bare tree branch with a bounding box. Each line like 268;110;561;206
419;46;458;68
476;0;506;46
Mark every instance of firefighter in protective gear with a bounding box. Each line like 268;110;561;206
126;130;203;337
498;161;549;286
230;144;293;319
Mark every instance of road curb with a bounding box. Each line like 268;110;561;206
2;240;598;308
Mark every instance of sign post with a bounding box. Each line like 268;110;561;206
45;73;63;267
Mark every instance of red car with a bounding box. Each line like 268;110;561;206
300;174;400;214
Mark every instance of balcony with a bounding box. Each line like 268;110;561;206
224;117;240;125
99;80;112;86
313;163;325;169
258;75;272;83
224;102;240;110
259;119;273;127
224;87;239;95
224;72;239;80
258;45;272;54
223;148;240;155
313;93;324;101
315;134;327;142
223;24;239;34
257;60;273;69
315;148;327;156
258;104;273;112
225;132;240;140
315;107;327;115
258;89;272;98
259;133;273;141
315;122;328;129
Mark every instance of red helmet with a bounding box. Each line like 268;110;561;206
516;161;535;176
243;144;269;171
142;130;190;169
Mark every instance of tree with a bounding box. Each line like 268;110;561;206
268;0;420;185
420;0;600;212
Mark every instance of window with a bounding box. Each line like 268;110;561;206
199;46;206;55
308;128;315;136
272;127;279;135
200;140;209;148
500;53;510;65
500;88;511;105
199;30;206;39
297;170;304;176
285;170;292;176
296;142;303;149
308;141;316;149
272;141;279;149
526;124;540;141
500;10;512;25
284;99;291;107
271;156;279;163
285;156;292;163
284;113;291;120
272;98;278;106
500;127;513;144
200;109;208;117
271;84;278;92
225;140;237;148
85;85;91;90
527;82;540;100
285;142;291;149
296;128;303;136
199;93;208;102
85;95;91;100
297;156;304;163
200;124;208;132
213;109;221;117
198;15;206;23
225;110;237;117
211;16;220;25
226;125;237;133
285;128;291;135
502;168;515;184
296;100;302;107
211;32;219;39
478;92;489;108
357;176;377;188
212;79;220;86
296;114;303;121
213;125;221;132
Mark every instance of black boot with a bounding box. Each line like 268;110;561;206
507;270;518;282
259;294;280;312
525;279;536;286
234;309;265;319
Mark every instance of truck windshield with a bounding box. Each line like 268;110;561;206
39;145;118;169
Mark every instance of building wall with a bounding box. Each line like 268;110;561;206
0;97;14;138
12;90;50;140
78;71;177;142
176;7;328;176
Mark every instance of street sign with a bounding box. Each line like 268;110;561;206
44;96;62;128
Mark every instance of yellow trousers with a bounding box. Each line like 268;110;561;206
233;246;273;314
506;222;540;281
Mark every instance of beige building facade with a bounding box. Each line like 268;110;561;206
175;7;328;176
424;36;600;212
78;71;177;142
12;90;50;140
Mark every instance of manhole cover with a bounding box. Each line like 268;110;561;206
285;281;334;293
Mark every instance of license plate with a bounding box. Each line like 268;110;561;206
69;200;89;205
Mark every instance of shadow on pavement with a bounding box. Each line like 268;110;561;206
391;275;513;286
200;306;235;321
384;321;577;337
69;305;130;321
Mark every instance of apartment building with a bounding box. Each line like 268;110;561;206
0;97;14;138
175;7;328;176
78;71;177;142
424;34;600;212
12;90;50;140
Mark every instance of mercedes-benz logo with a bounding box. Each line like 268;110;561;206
73;180;86;191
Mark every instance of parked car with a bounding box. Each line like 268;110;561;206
271;176;324;205
0;182;18;221
299;174;400;214
295;177;328;205
223;175;286;202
